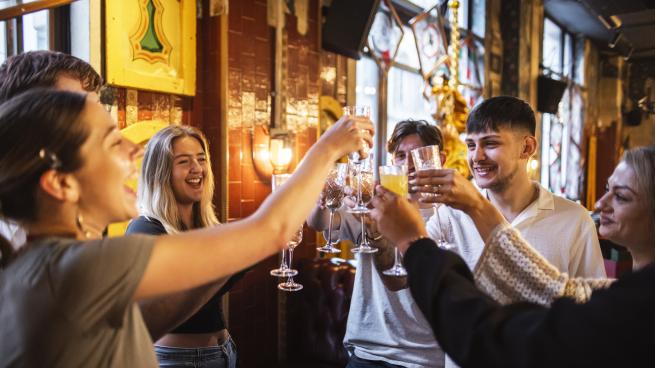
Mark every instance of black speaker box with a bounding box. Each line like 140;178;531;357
322;0;380;60
537;75;568;114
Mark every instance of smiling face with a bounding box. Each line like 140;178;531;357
170;136;207;206
466;127;532;193
596;161;655;250
73;98;141;225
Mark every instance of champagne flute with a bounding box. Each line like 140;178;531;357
350;156;378;254
411;145;454;250
379;164;409;276
318;163;348;254
343;105;372;214
278;227;304;292
269;174;298;277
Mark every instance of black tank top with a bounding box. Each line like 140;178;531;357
126;216;247;333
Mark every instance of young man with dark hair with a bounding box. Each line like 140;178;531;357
415;96;605;367
0;51;104;249
308;119;457;368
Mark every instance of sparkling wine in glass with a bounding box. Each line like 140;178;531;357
350;157;378;254
342;105;371;163
379;164;409;276
410;145;454;250
278;227;304;292
270;174;298;277
318;163;348;254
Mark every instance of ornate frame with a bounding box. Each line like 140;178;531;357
105;0;196;96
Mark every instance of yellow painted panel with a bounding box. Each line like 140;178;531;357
105;0;196;96
107;120;170;237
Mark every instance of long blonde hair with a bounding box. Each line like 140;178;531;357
138;125;219;234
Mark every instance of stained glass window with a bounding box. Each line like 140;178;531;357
540;18;585;201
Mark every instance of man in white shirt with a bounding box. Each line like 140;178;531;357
307;120;450;368
415;95;605;367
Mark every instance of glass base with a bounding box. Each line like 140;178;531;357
317;245;342;254
270;268;298;277
347;205;370;214
382;265;408;277
351;246;378;254
278;281;303;291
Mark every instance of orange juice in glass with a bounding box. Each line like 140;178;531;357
379;165;408;197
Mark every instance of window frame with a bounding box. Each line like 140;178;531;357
0;0;72;63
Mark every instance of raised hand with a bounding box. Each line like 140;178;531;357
370;186;427;254
409;168;486;214
317;115;374;161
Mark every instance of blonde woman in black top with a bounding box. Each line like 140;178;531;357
127;125;242;368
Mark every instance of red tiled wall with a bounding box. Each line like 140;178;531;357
225;0;337;366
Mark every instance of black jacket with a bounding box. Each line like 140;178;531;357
404;238;655;368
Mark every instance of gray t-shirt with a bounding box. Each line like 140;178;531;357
336;208;445;368
0;235;156;367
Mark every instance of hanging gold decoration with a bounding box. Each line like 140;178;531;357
432;0;470;178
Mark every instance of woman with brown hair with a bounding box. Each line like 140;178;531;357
0;89;372;366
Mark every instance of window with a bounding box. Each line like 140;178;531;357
356;0;485;163
22;10;49;52
540;17;585;201
0;2;72;64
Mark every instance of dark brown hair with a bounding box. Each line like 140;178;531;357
0;89;89;223
0;51;102;102
387;119;444;154
466;95;536;135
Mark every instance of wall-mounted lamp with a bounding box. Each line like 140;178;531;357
269;136;293;173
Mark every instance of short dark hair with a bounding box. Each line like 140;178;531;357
387;119;443;154
466;96;536;135
0;51;102;102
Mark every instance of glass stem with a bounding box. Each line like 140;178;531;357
360;216;367;246
327;209;335;246
394;247;400;267
286;248;295;284
356;165;363;206
280;249;288;270
433;205;446;245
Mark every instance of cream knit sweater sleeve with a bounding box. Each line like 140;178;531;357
473;226;615;306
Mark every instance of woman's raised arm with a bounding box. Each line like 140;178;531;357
135;116;373;299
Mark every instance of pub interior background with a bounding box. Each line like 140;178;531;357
1;0;653;366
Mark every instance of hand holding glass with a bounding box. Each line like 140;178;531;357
410;145;454;250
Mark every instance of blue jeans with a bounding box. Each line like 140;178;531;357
154;337;237;368
346;354;404;368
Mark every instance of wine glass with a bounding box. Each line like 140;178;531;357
379;164;409;276
350;156;377;254
278;227;304;292
318;163;348;254
343;105;372;214
269;174;298;277
411;145;454;250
